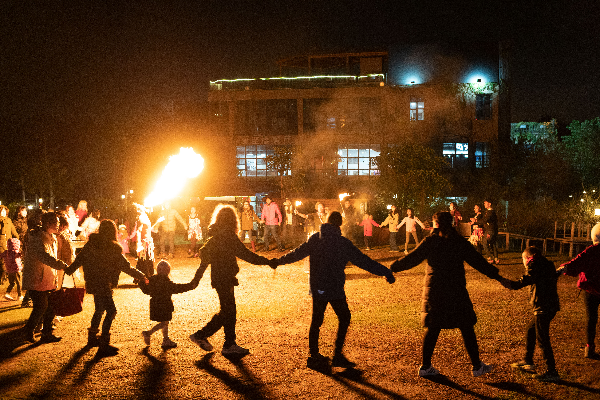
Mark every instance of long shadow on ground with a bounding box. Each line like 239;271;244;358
32;346;94;398
195;353;270;399
138;347;169;399
422;374;498;400
329;367;409;400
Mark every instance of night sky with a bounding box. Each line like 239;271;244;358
1;0;599;203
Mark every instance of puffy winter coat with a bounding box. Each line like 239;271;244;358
391;229;502;328
22;229;67;291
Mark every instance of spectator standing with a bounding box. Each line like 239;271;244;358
380;205;400;252
2;238;23;301
240;201;260;252
1;205;19;284
155;201;187;259
391;211;506;378
12;206;28;242
469;204;484;252
449;202;462;227
75;200;88;225
557;222;600;359
296;202;328;239
481;199;499;264
359;214;380;251
397;208;425;255
21;212;68;343
187;207;202;258
260;196;283;252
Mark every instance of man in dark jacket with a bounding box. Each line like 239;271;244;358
272;211;395;370
480;199;499;264
504;246;560;381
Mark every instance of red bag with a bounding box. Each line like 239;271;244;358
50;277;86;317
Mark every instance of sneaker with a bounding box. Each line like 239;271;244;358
472;362;493;377
532;370;560;381
494;259;500;265
332;353;356;368
404;250;409;255
365;247;371;251
142;331;151;346
39;334;62;343
161;339;177;349
418;365;440;377
189;333;213;351
307;353;330;370
511;360;535;372
222;344;250;356
4;294;15;301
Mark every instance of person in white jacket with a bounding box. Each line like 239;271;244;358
21;212;68;343
397;208;425;255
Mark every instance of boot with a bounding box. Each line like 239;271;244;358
251;240;256;252
87;328;100;347
98;333;119;356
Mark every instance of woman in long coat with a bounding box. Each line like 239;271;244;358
391;211;507;378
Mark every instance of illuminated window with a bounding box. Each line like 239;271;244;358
236;145;278;177
337;145;380;176
475;142;489;168
410;97;424;121
443;143;469;168
475;94;492;120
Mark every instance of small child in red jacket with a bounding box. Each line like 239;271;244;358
359;214;380;251
2;238;23;301
140;260;203;349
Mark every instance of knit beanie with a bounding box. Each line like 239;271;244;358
156;260;171;276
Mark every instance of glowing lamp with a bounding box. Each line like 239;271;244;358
595;209;600;216
39;198;43;203
130;189;134;194
295;201;302;207
121;195;126;199
387;205;392;210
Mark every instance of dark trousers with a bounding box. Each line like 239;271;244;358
91;294;117;336
389;231;398;251
24;290;56;336
584;291;600;346
482;233;498;260
160;231;175;255
309;297;351;357
364;235;372;248
263;225;281;250
282;223;296;249
6;272;22;297
524;312;556;371
196;286;237;347
422;325;481;369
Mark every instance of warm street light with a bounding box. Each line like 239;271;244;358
595;209;600;216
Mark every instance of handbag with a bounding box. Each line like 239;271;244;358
50;276;86;317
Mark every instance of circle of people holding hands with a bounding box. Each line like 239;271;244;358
3;198;600;383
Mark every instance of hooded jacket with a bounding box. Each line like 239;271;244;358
2;237;22;273
65;233;146;295
561;243;600;297
277;223;394;300
140;270;201;321
22;229;67;291
198;227;270;289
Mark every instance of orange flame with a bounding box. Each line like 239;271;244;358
144;147;204;208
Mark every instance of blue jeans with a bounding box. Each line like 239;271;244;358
91;294;117;336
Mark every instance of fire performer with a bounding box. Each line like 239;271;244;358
155;201;187;259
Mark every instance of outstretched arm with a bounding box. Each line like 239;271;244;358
346;243;394;283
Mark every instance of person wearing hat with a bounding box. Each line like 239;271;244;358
260;196;283;252
139;260;203;349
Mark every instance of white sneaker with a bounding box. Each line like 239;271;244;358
4;294;15;301
18;296;24;301
472;362;493;377
142;331;151;346
418;365;440;377
222;344;250;356
189;333;213;351
404;250;409;255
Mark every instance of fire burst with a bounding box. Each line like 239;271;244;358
144;147;204;208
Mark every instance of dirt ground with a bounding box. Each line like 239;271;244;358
1;245;599;399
